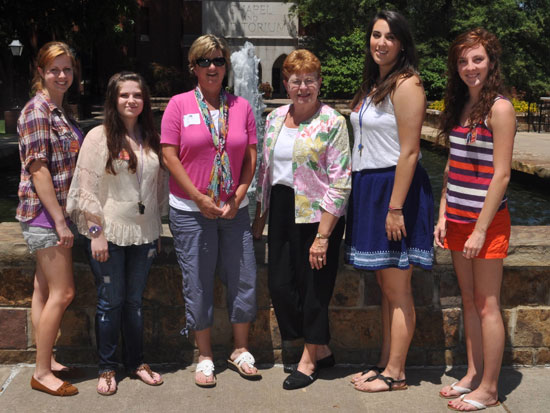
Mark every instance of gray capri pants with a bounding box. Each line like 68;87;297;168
169;205;257;333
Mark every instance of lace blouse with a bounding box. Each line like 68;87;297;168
67;125;168;245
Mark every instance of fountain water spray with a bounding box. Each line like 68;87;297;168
230;42;266;194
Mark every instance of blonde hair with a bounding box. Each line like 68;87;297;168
187;34;231;75
31;41;77;95
282;49;321;81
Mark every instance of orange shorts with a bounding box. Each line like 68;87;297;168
444;207;511;259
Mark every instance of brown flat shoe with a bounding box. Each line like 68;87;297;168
97;370;117;396
131;363;164;386
30;376;78;397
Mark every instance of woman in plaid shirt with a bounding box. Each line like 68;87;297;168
17;42;82;397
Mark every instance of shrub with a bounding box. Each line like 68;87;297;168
149;63;186;97
429;98;537;113
511;98;538;113
429;100;445;111
318;28;366;98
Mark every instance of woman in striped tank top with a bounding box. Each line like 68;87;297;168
435;28;516;411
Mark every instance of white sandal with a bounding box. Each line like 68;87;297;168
447;394;501;411
227;351;261;379
440;381;472;399
195;359;216;388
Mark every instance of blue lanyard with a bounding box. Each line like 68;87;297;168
357;96;370;156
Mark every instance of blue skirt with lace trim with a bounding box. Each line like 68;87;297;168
345;164;434;270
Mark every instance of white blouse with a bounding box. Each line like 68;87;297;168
67;125;168;246
271;124;298;187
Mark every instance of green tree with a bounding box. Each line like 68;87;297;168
319;28;366;98
288;0;550;101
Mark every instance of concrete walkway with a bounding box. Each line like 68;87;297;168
0;364;548;412
421;125;550;179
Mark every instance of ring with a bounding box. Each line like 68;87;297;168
317;257;323;261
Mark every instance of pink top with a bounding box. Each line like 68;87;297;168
160;90;257;202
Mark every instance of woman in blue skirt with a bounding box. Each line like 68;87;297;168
346;10;434;392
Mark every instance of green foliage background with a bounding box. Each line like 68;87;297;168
288;0;550;102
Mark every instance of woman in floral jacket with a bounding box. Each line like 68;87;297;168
252;49;351;391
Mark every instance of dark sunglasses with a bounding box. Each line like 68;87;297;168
195;57;226;67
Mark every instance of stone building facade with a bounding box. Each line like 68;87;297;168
133;0;298;96
201;1;298;96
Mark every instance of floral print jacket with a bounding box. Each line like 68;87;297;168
256;103;351;223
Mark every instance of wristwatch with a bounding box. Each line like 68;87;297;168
89;225;103;238
315;232;329;240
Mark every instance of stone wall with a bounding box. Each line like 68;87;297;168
0;222;549;366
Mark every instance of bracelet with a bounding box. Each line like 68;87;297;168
315;232;329;240
89;225;103;238
388;205;403;211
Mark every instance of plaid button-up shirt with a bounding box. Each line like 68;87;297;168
16;92;82;222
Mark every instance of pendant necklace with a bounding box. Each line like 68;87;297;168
136;140;145;215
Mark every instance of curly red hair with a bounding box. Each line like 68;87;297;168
439;28;506;143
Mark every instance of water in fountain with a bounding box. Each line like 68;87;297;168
230;41;266;196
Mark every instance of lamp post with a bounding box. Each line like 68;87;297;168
9;36;24;108
8;39;24;57
4;36;24;133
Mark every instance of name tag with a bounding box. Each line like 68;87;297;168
69;140;80;153
118;149;130;160
183;113;201;127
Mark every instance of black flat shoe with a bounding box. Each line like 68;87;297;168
283;363;296;374
283;369;318;390
316;354;335;370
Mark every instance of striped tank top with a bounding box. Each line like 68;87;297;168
445;100;507;224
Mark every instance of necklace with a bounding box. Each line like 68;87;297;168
130;130;145;215
136;143;145;215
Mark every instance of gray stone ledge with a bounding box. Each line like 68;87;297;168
2;222;549;268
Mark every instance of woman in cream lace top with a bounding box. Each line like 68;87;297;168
67;72;167;395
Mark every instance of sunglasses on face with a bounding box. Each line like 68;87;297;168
195;57;226;67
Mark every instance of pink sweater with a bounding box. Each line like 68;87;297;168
160;90;257;202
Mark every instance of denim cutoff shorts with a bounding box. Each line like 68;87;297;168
20;222;78;253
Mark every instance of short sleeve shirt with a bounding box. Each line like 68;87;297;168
160;90;257;203
16;92;82;222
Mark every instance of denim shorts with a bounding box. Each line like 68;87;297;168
20;222;78;253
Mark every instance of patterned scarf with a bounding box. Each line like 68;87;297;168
194;87;233;205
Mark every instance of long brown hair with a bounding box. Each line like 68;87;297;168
103;72;160;175
438;28;505;143
351;10;419;109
